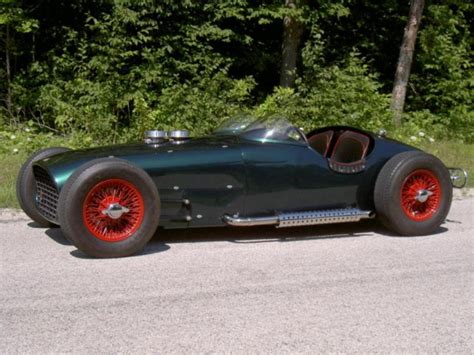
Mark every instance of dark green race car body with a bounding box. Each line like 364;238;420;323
20;115;463;257
33;125;417;229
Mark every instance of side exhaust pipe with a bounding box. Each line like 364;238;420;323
223;208;375;228
222;215;279;227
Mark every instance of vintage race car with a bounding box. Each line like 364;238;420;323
17;114;467;257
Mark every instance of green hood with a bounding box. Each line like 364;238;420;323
34;135;240;190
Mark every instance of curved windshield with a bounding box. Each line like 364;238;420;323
214;114;306;144
214;113;256;135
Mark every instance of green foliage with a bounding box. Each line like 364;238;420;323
409;2;473;142
388;110;442;144
299;53;391;131
134;73;255;137
1;0;473;146
0;122;95;156
0;0;38;33
256;53;392;133
10;0;260;142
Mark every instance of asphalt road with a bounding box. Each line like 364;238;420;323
1;197;473;353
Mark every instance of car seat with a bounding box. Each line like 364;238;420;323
308;130;334;156
328;131;370;173
331;131;370;163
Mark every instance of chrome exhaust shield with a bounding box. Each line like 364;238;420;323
277;208;374;228
223;208;374;228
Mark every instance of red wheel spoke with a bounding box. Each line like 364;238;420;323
400;169;442;222
82;179;145;242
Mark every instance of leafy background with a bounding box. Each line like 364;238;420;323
0;0;472;150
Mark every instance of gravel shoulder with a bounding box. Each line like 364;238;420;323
1;197;473;353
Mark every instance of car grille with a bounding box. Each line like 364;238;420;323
33;166;59;223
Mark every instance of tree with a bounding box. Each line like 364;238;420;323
280;0;306;87
0;0;38;121
390;0;425;126
409;2;474;142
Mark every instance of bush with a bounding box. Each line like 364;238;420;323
129;72;256;139
0;122;98;156
255;53;392;133
408;3;473;143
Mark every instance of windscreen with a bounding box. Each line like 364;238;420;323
214;114;306;144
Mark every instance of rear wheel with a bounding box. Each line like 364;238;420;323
374;151;452;236
58;158;160;258
16;147;70;227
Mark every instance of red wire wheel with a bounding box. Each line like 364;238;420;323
82;179;145;242
400;169;442;222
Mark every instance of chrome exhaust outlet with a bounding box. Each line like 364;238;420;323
223;208;374;228
223;214;278;227
448;167;468;188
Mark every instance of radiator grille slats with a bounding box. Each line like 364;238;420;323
33;166;59;222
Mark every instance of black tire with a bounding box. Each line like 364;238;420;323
16;147;71;227
374;151;452;236
58;158;160;258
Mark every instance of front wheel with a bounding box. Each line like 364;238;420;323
374;151;452;236
58;158;160;258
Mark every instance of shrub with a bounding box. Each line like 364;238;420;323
255;53;392;133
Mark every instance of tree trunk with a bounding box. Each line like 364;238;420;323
280;0;306;88
5;24;13;119
391;0;425;126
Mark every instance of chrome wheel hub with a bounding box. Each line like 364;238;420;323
415;189;433;203
101;203;130;219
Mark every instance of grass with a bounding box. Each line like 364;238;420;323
0;152;26;209
419;140;473;188
0;140;472;209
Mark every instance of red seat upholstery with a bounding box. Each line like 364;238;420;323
330;131;370;164
308;130;334;157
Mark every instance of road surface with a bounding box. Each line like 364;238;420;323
1;197;473;353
